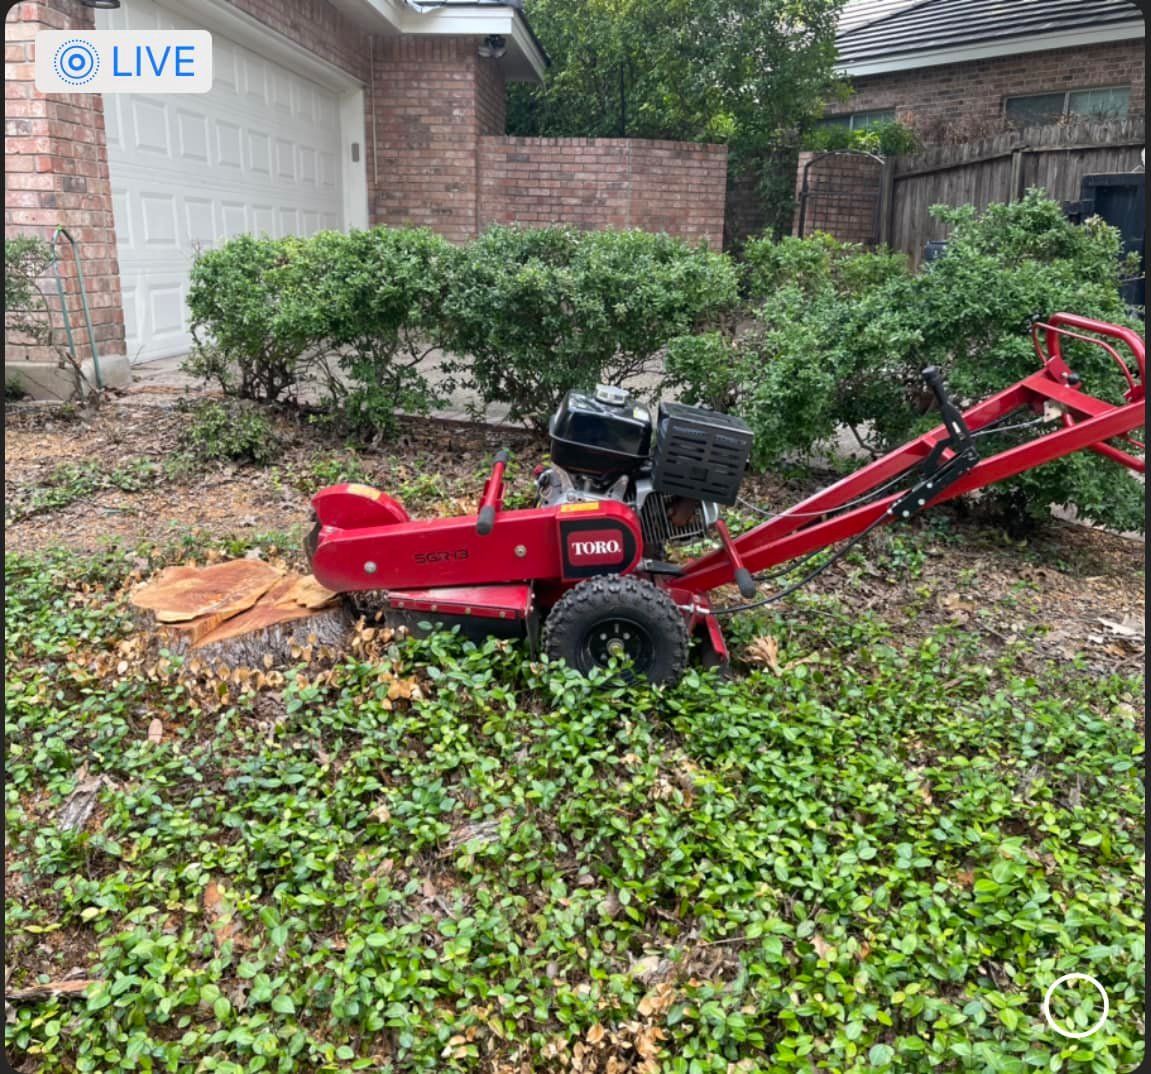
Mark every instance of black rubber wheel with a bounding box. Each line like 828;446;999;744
543;576;689;685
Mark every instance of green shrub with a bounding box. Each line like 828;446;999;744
439;226;739;427
803;118;921;156
668;191;1145;532
180;399;279;465
742;230;910;301
286;227;450;439
5;235;53;345
184;234;316;404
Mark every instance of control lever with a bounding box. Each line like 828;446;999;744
891;368;979;520
715;519;757;599
922;366;973;446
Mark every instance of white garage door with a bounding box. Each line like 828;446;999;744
98;0;347;362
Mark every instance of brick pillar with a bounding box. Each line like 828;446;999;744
368;36;504;243
5;0;126;384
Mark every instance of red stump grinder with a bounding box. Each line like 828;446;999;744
306;314;1145;684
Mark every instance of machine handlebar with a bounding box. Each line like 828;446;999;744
476;450;511;535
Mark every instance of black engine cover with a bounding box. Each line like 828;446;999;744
549;386;653;477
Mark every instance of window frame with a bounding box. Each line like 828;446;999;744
817;108;897;131
1003;85;1131;126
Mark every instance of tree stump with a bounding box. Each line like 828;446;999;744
130;560;350;666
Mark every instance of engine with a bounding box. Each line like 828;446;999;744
538;384;753;556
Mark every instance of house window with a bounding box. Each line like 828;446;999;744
818;108;896;131
1005;86;1130;126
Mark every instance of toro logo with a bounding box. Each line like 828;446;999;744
566;529;625;566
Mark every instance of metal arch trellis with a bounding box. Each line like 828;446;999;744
795;149;887;248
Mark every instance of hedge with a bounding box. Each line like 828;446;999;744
666;191;1145;533
185;198;1143;531
185;225;737;432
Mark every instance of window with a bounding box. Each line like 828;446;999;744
1005;86;1129;127
818;108;896;131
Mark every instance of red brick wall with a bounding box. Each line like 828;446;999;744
370;38;726;246
477;137;727;247
229;0;370;81
476;55;506;136
5;0;124;365
792;151;885;246
831;40;1146;144
369;37;488;242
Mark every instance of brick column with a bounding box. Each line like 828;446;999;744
368;36;504;243
5;0;127;391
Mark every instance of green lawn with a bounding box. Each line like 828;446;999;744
4;537;1143;1073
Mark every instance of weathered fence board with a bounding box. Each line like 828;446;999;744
887;117;1144;264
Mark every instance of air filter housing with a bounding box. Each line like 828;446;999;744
650;402;752;506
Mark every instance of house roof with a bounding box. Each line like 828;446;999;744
326;0;548;81
836;0;923;34
836;0;1144;76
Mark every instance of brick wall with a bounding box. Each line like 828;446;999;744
5;0;125;367
831;40;1146;144
230;0;369;81
792;151;885;246
369;37;491;242
476;137;727;246
476;55;506;136
370;39;727;246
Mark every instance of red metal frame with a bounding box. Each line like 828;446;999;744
675;313;1144;595
309;314;1143;659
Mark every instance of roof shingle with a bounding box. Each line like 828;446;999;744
836;0;1142;64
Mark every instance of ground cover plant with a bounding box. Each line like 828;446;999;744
4;400;1145;1074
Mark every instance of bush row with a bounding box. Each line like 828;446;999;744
186;193;1143;530
667;191;1145;533
185;226;739;433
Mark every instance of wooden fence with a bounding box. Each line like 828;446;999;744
878;117;1145;264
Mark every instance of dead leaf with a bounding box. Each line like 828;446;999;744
745;635;781;673
635;1024;665;1059
637;981;677;1018
1097;615;1143;639
146;718;163;746
203;880;241;950
586;1023;605;1045
811;934;835;960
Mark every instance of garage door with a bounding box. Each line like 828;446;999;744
97;0;346;362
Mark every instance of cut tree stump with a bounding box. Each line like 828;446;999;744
131;560;349;666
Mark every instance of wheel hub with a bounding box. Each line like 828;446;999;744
583;617;653;672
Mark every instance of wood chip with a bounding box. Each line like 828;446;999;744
286;574;340;610
6;979;98;1002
